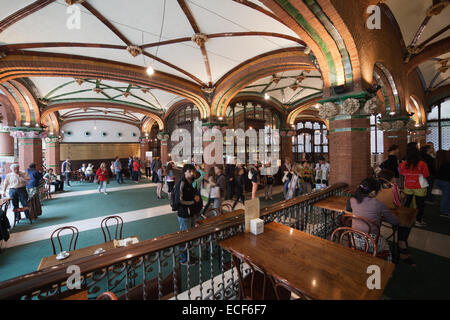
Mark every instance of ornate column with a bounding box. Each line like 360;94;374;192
0;125;14;157
139;136;150;161
157;131;170;164
378;114;424;159
10;128;47;171
280;129;296;165
317;93;381;189
44;135;62;173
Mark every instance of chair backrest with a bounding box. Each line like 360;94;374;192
204;208;220;218
330;227;377;256
221;203;233;213
50;226;79;255
96;291;118;300
270;274;309;300
341;212;380;243
229;248;271;300
101;215;124;242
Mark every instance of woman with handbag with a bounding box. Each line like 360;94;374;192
165;163;175;200
377;169;417;266
200;167;218;217
399;147;430;227
96;162;109;195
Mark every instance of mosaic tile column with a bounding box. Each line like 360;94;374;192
44;136;61;173
10;129;47;171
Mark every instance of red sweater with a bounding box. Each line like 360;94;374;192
399;160;430;189
96;168;109;182
133;161;140;171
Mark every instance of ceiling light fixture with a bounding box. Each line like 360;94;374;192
146;65;155;75
264;93;270;100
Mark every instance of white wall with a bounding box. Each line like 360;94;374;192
61;120;140;143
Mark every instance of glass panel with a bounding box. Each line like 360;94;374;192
313;122;321;129
370;115;376;125
305;122;312;129
323;146;328;153
427;105;439;120
298;134;304;153
370;127;376;154
426;126;439;148
322;130;328;145
377;129;384;154
442;99;450;120
297;122;304;129
314;131;321;145
442;125;450;150
305;133;312;153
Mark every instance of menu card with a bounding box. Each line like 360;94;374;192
244;198;260;233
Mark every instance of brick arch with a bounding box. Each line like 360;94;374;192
230;93;287;117
41;101;164;130
373;67;395;115
212;48;317;118
259;0;361;93
287;97;322;126
409;95;426;125
0;93;16;126
9;79;40;124
163;99;201;124
374;63;401;113
0;52;210;119
0;84;23;125
43;112;60;134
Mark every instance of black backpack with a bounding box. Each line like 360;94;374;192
171;180;182;212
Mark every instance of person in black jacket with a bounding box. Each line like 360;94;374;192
177;164;201;265
420;144;436;204
379;145;400;180
232;167;246;210
435;150;450;218
224;162;236;200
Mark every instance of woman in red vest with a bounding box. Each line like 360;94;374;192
96;162;109;195
399;146;430;227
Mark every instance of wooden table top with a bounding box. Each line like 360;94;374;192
197;209;244;226
313;195;350;212
37;236;140;271
219;222;395;300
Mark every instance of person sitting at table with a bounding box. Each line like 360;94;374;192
348;178;399;261
1;164;30;222
26;163;43;199
376;169;417;266
43;168;64;193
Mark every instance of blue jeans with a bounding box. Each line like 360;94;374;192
115;171;123;184
177;216;196;262
98;181;107;193
436;179;450;215
64;172;71;186
9;187;29;219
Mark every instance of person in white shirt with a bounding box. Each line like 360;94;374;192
315;157;330;186
2;164;30;220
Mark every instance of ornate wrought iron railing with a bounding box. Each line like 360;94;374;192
0;183;348;300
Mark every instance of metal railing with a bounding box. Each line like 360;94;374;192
0;183;348;300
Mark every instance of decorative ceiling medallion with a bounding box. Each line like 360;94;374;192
290;84;299;91
65;0;85;5
74;78;84;86
122;92;130;98
93;88;102;94
272;75;281;84
191;33;208;47
0;51;7;59
141;88;149;94
427;0;449;16
126;45;143;57
438;59;449;73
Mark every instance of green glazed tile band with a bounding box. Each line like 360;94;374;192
17;137;42;140
329;128;369;133
0;153;14;156
328;114;369;121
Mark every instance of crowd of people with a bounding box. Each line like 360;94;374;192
346;142;450;267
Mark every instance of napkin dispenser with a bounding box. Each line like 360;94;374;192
250;218;264;235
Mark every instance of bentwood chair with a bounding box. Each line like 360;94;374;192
100;215;124;242
270;274;310;300
50;226;79;255
96;291;118;300
229;248;280;300
221;203;233;213
341;212;381;244
331;227;377;256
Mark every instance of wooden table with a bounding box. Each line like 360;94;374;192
37;236;140;270
219;222;395;300
313;196;350;212
197;209;244;226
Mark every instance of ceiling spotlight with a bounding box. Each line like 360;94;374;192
218;116;223;121
146;65;155;75
304;47;311;55
389;111;396;116
264;93;270;100
23;122;30;126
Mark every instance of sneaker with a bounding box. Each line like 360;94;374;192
440;214;450;219
103;192;108;195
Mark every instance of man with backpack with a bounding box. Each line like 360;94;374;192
172;164;202;265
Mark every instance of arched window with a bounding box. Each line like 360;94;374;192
427;97;450;150
370;114;384;155
292;120;328;162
